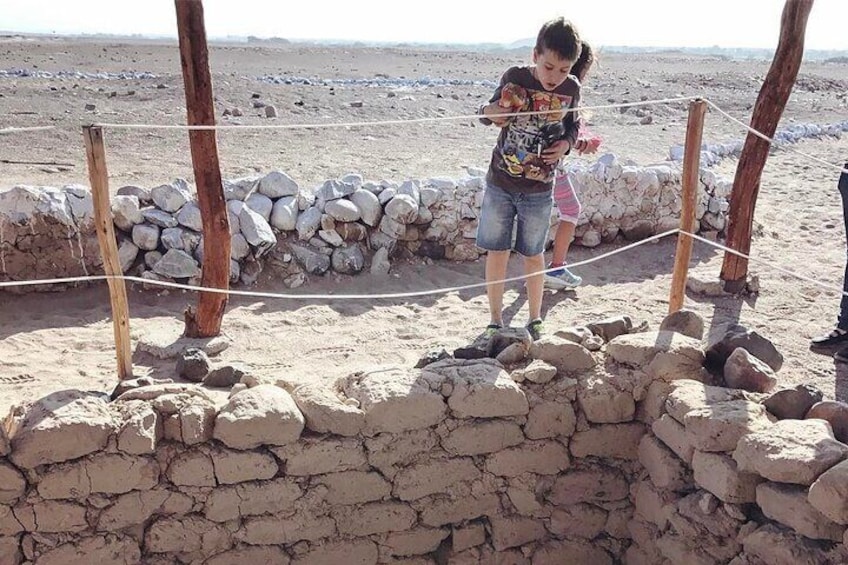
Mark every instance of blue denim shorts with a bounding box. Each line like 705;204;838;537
476;182;552;257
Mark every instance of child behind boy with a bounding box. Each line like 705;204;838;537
545;42;600;290
477;17;582;340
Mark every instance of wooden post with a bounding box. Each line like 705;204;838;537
83;125;133;381
174;0;231;337
669;99;708;313
720;0;814;291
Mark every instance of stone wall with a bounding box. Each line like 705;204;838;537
2;312;848;564
1;160;727;291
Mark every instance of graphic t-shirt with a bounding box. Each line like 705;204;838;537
483;66;581;194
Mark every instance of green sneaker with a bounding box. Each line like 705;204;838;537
485;323;503;338
526;319;543;341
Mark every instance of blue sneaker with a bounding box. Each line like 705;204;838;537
544;265;582;290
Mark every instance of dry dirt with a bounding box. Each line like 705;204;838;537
1;36;848;414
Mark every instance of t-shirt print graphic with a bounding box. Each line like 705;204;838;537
497;83;573;183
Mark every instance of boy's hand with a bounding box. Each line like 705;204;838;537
542;140;571;165
482;102;512;127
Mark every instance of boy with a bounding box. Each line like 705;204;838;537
477;17;582;340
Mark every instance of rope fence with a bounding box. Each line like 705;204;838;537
3;92;848;377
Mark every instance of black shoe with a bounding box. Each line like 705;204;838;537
526;319;543;341
836;346;848;364
811;328;848;349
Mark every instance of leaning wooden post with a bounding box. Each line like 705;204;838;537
83;125;133;381
720;0;814;291
175;0;231;337
669;99;708;313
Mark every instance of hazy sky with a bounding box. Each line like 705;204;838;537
3;0;846;50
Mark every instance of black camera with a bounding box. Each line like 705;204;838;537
536;121;567;155
539;121;566;146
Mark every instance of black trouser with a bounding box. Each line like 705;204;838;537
839;163;848;329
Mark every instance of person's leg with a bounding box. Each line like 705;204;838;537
551;220;576;266
524;252;545;320
546;172;583;289
485;250;510;326
514;190;553;338
813;163;848;349
476;183;517;330
838;163;848;329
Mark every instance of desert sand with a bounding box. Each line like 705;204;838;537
1;37;848;414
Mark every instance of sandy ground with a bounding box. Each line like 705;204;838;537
1;37;848;415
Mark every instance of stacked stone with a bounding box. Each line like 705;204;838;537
669;119;848;168
3;160;734;291
565;154;729;248
0;184;99;291
0;315;653;565
5;314;848;562
611;318;848;564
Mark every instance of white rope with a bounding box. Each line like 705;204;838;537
0;229;680;298
90;96;697;131
705;99;848;175
0;126;56;134
680;230;848;299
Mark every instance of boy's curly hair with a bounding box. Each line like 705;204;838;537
535;17;581;63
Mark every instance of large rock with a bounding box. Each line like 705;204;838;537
151;181;191;212
112;194;143;231
665;379;747;423
7;391;116;469
384;194;419;224
0;461;26;504
35;535;141;565
577;373;635;423
530;335;596;373
427;359;528;418
763;384;823;420
809;460;848;525
239;205;277;257
741;523;846;565
608;331;706;382
659;309;705;340
806;401;848;444
692;450;761;503
683;399;775;452
350;189;382;226
291;383;365;437
638;434;688;490
705;324;783;372
723;348;777;393
441;420;524;455
734;419;848;485
342;368;446;435
258;170;299;198
213;385;305;449
271;196;299;231
324;199;361;223
757;482;845;541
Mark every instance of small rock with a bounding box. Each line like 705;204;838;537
415;349;452;369
265;104;278;118
204;364;250;388
110;376;175;400
582;335;604;351
496;343;529;366
660;309;705;340
487;327;532;358
806;401;848;444
723;348;778;393
705;324;783;373
587;316;633;342
176;348;211;382
350;100;364;108
763;384;824;420
84;102;96;111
